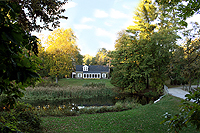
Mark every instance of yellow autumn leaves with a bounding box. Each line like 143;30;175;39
38;28;81;79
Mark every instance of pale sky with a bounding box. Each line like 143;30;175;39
32;0;140;56
32;0;200;56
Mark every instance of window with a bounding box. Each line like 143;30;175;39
102;73;106;78
83;65;88;71
78;73;82;78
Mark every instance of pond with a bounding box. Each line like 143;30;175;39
20;94;160;107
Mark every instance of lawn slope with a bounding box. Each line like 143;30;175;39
42;95;198;133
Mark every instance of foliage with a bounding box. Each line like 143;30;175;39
156;0;200;26
83;54;97;65
33;103;79;117
0;1;41;109
17;0;68;32
0;102;43;133
161;89;200;132
41;95;198;133
110;0;179;94
29;100;140;117
40;28;81;82
83;48;111;66
169;23;200;89
79;100;141;114
95;48;109;65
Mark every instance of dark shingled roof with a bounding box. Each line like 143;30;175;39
76;65;109;73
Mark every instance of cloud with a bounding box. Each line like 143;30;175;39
94;9;109;18
95;28;116;44
62;1;77;10
99;41;115;51
96;28;113;37
104;22;112;26
123;5;131;9
81;17;95;23
110;9;129;19
186;14;200;23
73;24;93;30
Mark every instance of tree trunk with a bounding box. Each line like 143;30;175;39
56;76;58;84
188;79;192;92
146;74;149;90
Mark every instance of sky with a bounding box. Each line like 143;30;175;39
32;0;200;57
32;0;140;56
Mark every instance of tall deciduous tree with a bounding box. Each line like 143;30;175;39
156;0;200;26
45;28;81;82
0;0;68;109
96;48;109;65
110;0;179;94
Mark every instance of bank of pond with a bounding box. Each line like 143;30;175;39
16;86;161;117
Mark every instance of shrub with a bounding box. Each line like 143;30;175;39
0;102;43;133
78;100;141;114
32;103;80;117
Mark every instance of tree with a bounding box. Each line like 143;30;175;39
180;38;200;90
83;54;97;65
110;31;134;91
168;46;187;85
110;0;178;94
45;28;81;82
96;48;108;65
156;0;200;26
17;0;68;32
0;0;68;109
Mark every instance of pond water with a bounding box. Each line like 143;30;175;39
21;94;160;107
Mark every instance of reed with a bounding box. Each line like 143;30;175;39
22;86;118;101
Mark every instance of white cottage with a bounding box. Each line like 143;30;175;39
73;65;109;79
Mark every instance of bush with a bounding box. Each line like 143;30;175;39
32;103;80;117
161;89;200;132
79;100;141;114
0;102;43;133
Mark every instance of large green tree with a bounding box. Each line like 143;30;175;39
110;0;179;94
110;31;134;91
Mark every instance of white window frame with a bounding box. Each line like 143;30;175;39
78;73;82;78
102;73;106;78
83;65;88;71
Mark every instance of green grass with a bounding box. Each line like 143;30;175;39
58;78;115;88
41;95;198;133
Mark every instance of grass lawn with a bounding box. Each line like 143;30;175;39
58;78;115;88
41;95;198;133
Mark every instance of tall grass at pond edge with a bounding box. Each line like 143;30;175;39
22;86;118;101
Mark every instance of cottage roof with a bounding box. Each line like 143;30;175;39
76;65;109;73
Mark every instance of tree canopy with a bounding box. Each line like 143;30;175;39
156;0;200;26
110;0;179;94
38;28;81;82
0;0;68;109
